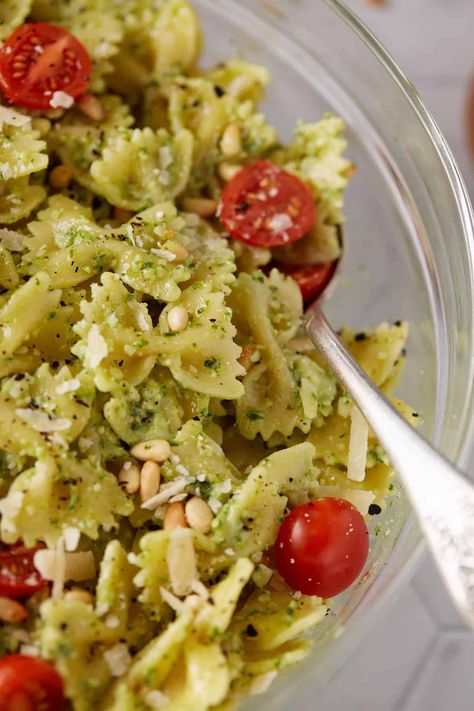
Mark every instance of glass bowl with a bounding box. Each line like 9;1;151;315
194;0;474;707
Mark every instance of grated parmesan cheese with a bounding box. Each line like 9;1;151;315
50;91;74;109
15;409;71;432
104;644;132;676
347;405;369;482
85;324;108;368
0;228;25;252
166;528;197;597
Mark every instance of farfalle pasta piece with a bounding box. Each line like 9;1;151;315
150;0;201;77
0;272;61;377
181;215;236;294
72;273;156;392
145;281;245;399
51;96;134;193
0;177;46;224
0;111;48;180
90;127;193;211
102;613;193;711
0;454;132;546
1;363;94;445
203;59;270;104
161;421;240;507
212;443;318;559
104;368;183;446
167;75;277;193
230;271;336;440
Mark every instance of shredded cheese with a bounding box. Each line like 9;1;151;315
166;528;197;597
52;538;66;598
347;405;369;482
141;478;189;510
159;587;187;614
15;409;71;433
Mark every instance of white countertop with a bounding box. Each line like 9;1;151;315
298;1;474;709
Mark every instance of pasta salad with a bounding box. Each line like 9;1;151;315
0;2;415;710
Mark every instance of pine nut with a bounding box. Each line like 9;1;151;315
220;123;242;157
182;197;218;218
119;463;140;494
131;438;171;463
49;165;73;190
77;93;105;122
0;596;28;623
114;207;134;223
167;306;188;332
164;502;187;530
31;118;51;135
185;496;214;533
140;461;161;502
219;162;242;182
166;240;189;261
64;588;94;604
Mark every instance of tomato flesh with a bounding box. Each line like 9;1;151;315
0;656;64;711
275;498;369;598
278;261;337;305
0;23;92;110
219;160;316;247
0;545;48;598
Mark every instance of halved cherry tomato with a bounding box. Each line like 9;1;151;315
0;545;48;598
0;656;64;711
219;160;316;247
0;23;91;110
278;261;337;305
274;498;369;598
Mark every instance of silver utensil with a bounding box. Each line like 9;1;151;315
304;301;474;629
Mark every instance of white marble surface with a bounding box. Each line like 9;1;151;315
297;1;474;709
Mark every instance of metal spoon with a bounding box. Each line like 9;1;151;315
304;301;474;629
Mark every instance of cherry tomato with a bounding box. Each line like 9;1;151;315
0;656;64;711
274;498;369;598
278;261;337;305
0;545;48;598
219;160;316;247
0;23;92;110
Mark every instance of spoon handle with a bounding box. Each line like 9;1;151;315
305;303;474;629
